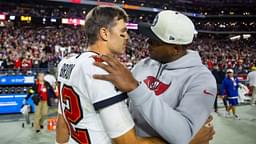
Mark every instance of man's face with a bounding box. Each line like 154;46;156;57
227;72;234;77
107;19;129;55
38;73;45;82
147;39;176;63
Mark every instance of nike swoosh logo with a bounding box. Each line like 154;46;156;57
203;90;215;96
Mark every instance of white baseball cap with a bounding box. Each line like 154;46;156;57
139;10;195;45
226;69;234;73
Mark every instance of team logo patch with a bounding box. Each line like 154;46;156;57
169;35;175;40
143;76;170;96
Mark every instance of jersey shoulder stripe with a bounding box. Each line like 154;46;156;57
93;93;128;111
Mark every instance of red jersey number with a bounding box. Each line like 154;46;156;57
62;85;91;144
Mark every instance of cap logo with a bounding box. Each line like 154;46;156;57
169;35;175;40
152;15;159;27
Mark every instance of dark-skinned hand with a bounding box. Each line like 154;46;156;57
93;55;138;92
189;115;215;144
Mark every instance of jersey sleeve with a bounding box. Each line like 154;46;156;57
85;58;128;111
80;57;134;138
99;101;135;138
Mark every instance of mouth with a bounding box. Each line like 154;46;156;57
123;42;128;47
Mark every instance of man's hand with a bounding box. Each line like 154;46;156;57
189;115;215;144
93;55;138;92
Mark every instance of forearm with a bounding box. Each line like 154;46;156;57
128;83;192;143
138;137;166;144
128;82;215;144
112;128;166;144
137;98;192;143
56;114;69;143
56;128;69;143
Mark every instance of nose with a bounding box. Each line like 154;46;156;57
127;32;130;39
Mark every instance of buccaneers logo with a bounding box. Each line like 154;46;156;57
143;76;170;96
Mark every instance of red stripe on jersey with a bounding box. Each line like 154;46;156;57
92;55;104;63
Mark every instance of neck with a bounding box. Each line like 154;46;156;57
161;47;187;64
87;42;113;56
170;49;187;62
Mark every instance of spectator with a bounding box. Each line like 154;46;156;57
24;72;56;133
220;69;240;119
212;64;228;113
247;67;256;105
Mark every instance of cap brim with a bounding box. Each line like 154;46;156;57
138;23;162;42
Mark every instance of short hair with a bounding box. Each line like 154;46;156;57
84;6;128;46
37;72;45;78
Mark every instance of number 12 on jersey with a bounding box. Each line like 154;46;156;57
61;84;91;144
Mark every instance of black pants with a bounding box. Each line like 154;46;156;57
214;96;228;111
214;84;228;111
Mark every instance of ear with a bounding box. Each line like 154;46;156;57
99;27;109;41
165;44;178;55
174;45;184;54
173;45;179;51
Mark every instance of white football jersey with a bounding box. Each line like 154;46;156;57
57;52;133;144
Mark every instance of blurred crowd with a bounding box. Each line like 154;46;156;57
189;36;256;74
1;24;256;76
0;25;87;75
195;21;256;32
1;2;256;75
1;2;86;18
1;1;255;31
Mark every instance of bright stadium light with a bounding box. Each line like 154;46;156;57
126;23;138;30
243;34;251;39
0;21;5;27
0;14;6;20
9;15;15;20
51;18;57;22
230;35;241;41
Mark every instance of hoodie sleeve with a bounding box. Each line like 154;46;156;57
128;72;217;144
